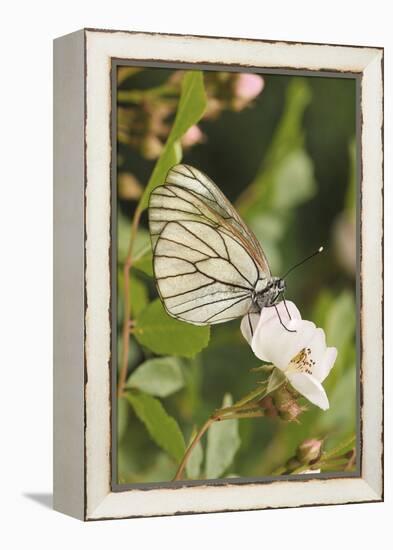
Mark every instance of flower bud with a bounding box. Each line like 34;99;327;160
235;73;264;101
204;97;223;119
272;387;305;422
279;401;305;422
181;125;204;148
258;396;278;418
232;73;264;110
118;172;143;200
296;439;323;464
141;135;163;159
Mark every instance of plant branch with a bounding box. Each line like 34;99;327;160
118;84;178;103
172;404;265;481
117;206;143;397
173;416;214;481
230;384;268;409
291;457;349;475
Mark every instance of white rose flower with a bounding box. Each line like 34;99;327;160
241;301;337;411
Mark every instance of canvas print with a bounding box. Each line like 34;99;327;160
115;66;358;486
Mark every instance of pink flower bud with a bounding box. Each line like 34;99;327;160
272;387;306;422
181;125;204;148
296;438;323;464
235;73;264;101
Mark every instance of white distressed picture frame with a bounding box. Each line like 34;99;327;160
53;28;383;521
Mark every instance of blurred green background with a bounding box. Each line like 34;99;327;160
116;67;357;484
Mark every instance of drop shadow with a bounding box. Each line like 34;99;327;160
23;492;53;509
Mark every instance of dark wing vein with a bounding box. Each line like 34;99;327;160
148;164;273;325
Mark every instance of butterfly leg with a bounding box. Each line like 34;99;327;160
282;294;292;321
273;304;296;333
247;313;254;338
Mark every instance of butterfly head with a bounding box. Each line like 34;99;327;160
253;246;325;312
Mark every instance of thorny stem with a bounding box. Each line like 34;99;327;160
118;206;143;398
172;405;265;481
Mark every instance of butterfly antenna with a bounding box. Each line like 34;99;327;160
282;246;324;279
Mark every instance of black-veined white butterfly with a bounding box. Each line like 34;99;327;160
148;164;293;331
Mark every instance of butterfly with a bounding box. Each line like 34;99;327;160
147;164;290;332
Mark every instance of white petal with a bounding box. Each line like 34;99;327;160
306;328;327;381
288;372;329;410
258;300;302;326
241;300;301;347
318;347;337;382
252;318;317;371
240;312;260;345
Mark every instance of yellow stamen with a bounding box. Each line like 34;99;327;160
286;347;315;375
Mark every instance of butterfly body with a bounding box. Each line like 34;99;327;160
148;164;284;326
253;276;286;310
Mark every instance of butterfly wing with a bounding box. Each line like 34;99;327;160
150;164;271;275
148;164;271;325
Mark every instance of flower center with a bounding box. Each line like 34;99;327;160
286;347;315;375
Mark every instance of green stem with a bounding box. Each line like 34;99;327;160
172;405;265;481
118;206;142;397
214;403;257;416
118;85;178;103
291;457;351;475
321;435;356;462
270;466;287;476
216;410;265;421
232;385;268;408
173;416;214;481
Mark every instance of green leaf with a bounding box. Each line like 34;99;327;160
232;383;268;408
118;271;148;318
312;290;334;328
267;367;286;394
139;143;181;212
117;396;129;442
318;366;356;432
117;210;132;264
138;71;207;211
126;391;186;463
271;149;315;210
118;218;151;266
237;78;313;218
133;250;153;277
169;71;207;142
265;78;312;168
205;394;241;479
325;290;355;352
134;299;210;358
345;138;356;214
126;357;184;397
322;434;356;461
130;275;148;318
185;427;203;479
